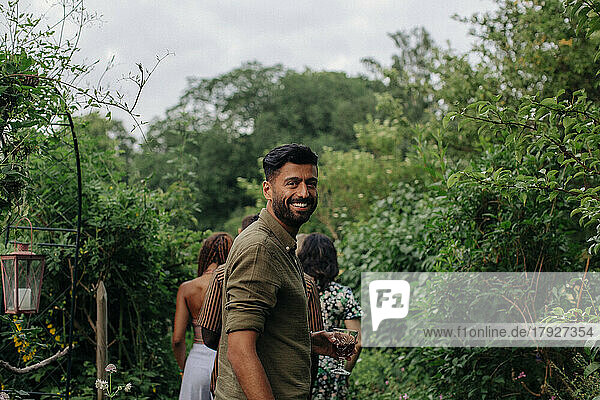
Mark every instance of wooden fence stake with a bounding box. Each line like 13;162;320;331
96;281;107;400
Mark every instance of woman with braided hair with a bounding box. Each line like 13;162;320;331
173;232;233;400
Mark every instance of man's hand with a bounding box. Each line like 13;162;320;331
311;331;356;359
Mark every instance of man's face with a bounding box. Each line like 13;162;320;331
263;162;318;231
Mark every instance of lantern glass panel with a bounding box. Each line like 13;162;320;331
17;258;43;312
2;258;16;312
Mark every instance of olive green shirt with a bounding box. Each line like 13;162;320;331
214;209;311;400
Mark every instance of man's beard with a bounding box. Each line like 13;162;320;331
272;192;317;229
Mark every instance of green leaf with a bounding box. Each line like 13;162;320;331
563;116;577;130
519;192;527;205
541;97;557;107
492;168;504;180
447;172;462;188
442;112;456;129
584;362;600;378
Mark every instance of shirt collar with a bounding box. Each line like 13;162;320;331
259;208;297;254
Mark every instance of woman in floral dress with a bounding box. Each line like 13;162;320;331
298;233;362;400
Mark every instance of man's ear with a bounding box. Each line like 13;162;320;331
263;180;272;201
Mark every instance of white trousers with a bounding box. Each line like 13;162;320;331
178;343;217;400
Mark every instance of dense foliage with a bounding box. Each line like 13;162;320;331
0;2;202;398
0;114;206;398
2;0;600;398
337;1;600;398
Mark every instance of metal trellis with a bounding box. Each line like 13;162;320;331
1;111;82;400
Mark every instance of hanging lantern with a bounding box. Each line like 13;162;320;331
1;218;45;314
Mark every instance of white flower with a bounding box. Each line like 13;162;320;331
95;379;109;390
124;383;132;392
0;392;10;400
105;363;117;374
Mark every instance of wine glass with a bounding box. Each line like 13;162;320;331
331;328;358;375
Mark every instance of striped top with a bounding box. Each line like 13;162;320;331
199;263;324;394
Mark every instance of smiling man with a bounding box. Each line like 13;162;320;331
215;144;346;400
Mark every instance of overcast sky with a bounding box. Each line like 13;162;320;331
35;0;496;129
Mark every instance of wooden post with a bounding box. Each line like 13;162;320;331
96;281;107;400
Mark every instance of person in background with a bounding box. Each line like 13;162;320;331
199;218;324;398
200;214;261;395
238;214;259;234
295;231;320;398
296;233;308;255
173;232;233;400
298;233;362;400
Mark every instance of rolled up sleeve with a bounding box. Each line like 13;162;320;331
225;244;280;334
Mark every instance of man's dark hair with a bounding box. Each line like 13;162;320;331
241;214;259;231
263;143;318;181
297;233;339;290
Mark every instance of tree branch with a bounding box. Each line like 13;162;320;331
0;346;72;374
3;49;171;139
535;100;600;125
466;171;600;202
460;112;537;131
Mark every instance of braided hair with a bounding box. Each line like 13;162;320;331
197;232;233;276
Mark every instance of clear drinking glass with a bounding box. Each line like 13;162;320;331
331;328;358;375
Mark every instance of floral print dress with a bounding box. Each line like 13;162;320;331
311;281;362;400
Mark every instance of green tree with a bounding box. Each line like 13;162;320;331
137;63;381;230
252;69;381;151
456;0;600;102
0;1;180;396
362;27;440;124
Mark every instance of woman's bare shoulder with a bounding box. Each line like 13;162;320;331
180;276;212;293
177;279;198;294
195;274;214;289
